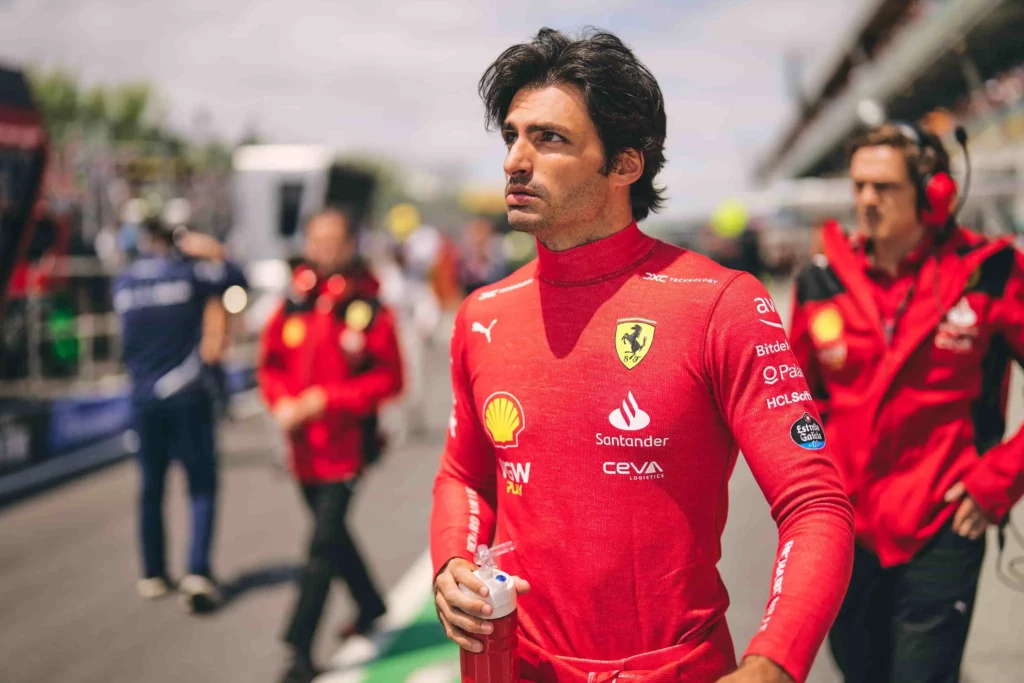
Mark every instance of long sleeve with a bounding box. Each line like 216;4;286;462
318;306;404;417
200;298;228;364
257;303;292;408
704;273;854;683
789;285;831;422
430;303;498;576
963;251;1024;521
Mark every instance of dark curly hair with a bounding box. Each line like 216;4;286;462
478;27;667;221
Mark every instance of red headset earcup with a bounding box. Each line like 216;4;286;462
920;172;957;227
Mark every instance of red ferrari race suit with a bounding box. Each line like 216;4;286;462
430;222;854;683
790;221;1024;567
258;263;403;482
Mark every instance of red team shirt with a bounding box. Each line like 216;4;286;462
791;222;1024;566
430;223;855;683
258;268;404;483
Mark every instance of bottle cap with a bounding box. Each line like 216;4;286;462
460;568;516;620
459;542;518;620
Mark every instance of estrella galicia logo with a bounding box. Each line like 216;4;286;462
790;412;826;450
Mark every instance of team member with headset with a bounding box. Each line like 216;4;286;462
790;122;1024;682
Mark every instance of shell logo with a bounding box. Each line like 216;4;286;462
810;306;843;345
345;300;374;332
483;392;525;448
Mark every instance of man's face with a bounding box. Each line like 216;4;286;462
303;213;355;276
501;84;611;234
850;145;921;243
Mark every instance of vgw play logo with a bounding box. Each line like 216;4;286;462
498;458;531;496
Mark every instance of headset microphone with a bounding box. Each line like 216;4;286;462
950;125;971;224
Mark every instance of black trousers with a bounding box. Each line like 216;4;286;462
829;524;986;683
134;391;217;579
283;480;386;656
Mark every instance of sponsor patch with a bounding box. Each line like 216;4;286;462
282;317;307;348
935;296;979;354
483;392;525;448
790;412;826;450
344;300;374;332
809;306;843;345
756;340;790;357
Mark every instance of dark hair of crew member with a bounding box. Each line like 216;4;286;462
478;27;667;221
142;217;173;243
306;204;349;225
847;123;951;216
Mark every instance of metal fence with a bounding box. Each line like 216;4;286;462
0;255;260;400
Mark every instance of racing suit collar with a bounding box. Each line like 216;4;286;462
536;221;656;285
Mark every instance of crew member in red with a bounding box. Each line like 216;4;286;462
430;28;854;683
258;207;403;683
790;123;1024;683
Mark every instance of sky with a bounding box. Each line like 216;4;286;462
0;0;870;217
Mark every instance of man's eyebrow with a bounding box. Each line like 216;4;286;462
501;121;572;137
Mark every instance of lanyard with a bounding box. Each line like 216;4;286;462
883;279;916;346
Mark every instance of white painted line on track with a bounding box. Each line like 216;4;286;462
406;663;460;683
316;548;434;683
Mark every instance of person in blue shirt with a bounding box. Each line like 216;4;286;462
113;217;246;612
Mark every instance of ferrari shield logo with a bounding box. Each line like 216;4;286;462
615;318;656;369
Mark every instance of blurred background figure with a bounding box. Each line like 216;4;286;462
114;217;246;612
116;198;146;261
457;217;507;295
257;208;403;683
163;197;233;419
380;204;444;437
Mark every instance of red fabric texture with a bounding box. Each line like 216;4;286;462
852;233;933;333
791;221;1024;567
257;266;403;483
431;222;854;683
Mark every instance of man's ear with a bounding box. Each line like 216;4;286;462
610;149;644;187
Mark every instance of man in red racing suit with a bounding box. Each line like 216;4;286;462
429;28;854;683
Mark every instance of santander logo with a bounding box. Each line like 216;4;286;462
609;392;650;431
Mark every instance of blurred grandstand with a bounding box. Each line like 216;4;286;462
755;0;1024;234
651;0;1024;283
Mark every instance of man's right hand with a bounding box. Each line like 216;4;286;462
433;557;531;652
273;397;304;433
177;231;226;262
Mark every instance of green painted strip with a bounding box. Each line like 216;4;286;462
361;593;460;682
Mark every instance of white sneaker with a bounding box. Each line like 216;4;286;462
178;574;221;614
136;577;172;600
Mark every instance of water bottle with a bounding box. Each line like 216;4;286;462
459;542;519;683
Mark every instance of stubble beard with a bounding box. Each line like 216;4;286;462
506;175;607;238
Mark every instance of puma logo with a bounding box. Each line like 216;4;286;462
471;319;497;343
